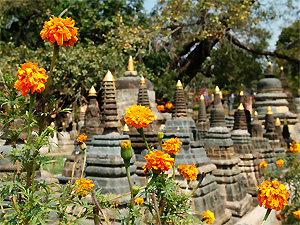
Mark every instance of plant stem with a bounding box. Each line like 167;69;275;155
124;159;134;224
261;208;272;225
39;43;59;135
27;94;35;142
172;155;176;180
137;128;151;152
81;149;86;178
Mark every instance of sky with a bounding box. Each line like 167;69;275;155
143;0;299;50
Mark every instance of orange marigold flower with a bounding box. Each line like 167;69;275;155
14;62;48;96
180;164;198;181
276;159;284;167
202;210;215;224
290;141;300;152
124;105;155;129
177;164;186;174
259;161;268;168
142;150;174;173
257;180;289;211
76;134;87;143
40;15;78;46
293;211;300;219
163;137;182;156
157;104;165;112
165;101;173;110
75;177;94;197
134;197;144;205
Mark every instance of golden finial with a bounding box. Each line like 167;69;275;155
88;86;97;96
123;124;130;132
280;66;284;71
215;86;220;94
176;80;183;89
240;90;244;96
254;111;258;116
266;106;273;115
127;56;135;72
50;122;55;127
268;62;272;66
200;95;204;101
154;115;157;120
140;75;145;85
80;107;85;113
62;122;65;126
103;70;115;82
211;94;214;101
275;117;281;126
267;62;273;73
238;103;244;110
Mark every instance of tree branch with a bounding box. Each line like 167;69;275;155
227;32;300;63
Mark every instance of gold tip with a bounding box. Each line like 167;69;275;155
50;122;55;127
254;111;258;116
215;86;220;94
127;56;135;72
211;93;214;101
268;62;272;66
80;107;85;113
280;66;284;71
240;90;244;96
89;86;97;96
123;124;130;132
140;75;145;85
62;122;65;126
275;117;281;126
200;95;204;101
176;80;183;89
103;70;115;82
266;106;273;115
154;115;157;120
238;103;244;110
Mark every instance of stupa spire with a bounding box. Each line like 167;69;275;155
172;80;187;118
137;75;150;107
124;56;138;77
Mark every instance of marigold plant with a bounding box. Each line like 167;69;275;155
143;150;174;173
124;105;155;129
177;164;186;174
257;180;289;211
75;177;94;197
134;197;144;205
40;15;78;46
290;141;300;153
259;160;268;168
14;62;48;96
179;164;198;181
163;137;182;156
276;159;284;167
165;101;173;110
76;133;87;143
202;210;215;224
157;104;165;111
293;211;300;219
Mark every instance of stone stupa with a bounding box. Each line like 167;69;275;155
84;70;140;194
196;95;209;140
204;86;252;222
231;103;259;196
253;62;299;141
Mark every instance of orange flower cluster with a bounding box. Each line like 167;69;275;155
276;159;284;167
202;210;215;224
40;15;78;46
76;134;87;143
259;161;268;168
290;141;300;153
178;163;198;181
134;197;144;205
143;150;174;173
157;105;165;112
163;137;182;156
75;177;94;197
257;180;289;211
165;101;173;110
124;105;155;129
293;211;300;219
14;62;48;96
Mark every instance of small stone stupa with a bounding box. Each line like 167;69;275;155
85;71;140;194
196;95;209;140
231;103;259;196
250;111;275;173
57;122;74;153
204;87;252;221
275;117;287;149
263;106;285;157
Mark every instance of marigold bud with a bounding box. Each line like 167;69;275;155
79;142;87;151
133;185;139;196
47;126;54;132
120;140;133;160
157;132;164;140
